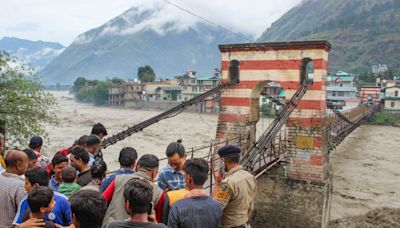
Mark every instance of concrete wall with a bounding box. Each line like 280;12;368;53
253;171;332;228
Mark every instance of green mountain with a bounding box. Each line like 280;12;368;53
258;0;400;73
40;6;243;84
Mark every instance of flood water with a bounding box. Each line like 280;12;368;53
44;91;400;220
330;124;400;220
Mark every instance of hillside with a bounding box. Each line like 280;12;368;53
0;37;64;71
40;5;242;84
258;0;400;73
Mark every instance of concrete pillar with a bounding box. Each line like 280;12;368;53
215;41;332;227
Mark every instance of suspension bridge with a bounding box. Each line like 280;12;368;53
100;40;378;228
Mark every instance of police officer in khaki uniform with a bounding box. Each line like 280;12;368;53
214;145;257;228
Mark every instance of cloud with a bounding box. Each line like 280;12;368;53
8;22;41;32
0;0;302;46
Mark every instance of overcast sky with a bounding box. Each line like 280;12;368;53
0;0;301;46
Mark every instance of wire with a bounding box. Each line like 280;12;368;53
195;103;213;128
160;0;253;42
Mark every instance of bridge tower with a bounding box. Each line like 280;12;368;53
216;41;332;227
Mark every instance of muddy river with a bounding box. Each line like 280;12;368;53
44;91;400;220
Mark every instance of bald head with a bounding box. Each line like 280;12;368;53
5;150;29;175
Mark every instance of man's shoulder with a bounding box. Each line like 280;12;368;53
225;169;253;183
159;165;173;174
0;173;25;184
19;196;29;207
54;192;69;202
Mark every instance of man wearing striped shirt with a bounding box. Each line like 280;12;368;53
0;150;29;227
167;158;222;228
157;141;186;191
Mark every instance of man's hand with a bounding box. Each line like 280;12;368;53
148;210;158;223
15;218;45;228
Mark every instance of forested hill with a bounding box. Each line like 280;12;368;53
258;0;400;73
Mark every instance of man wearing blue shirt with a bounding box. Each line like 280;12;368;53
49;155;69;191
13;167;72;226
157;141;186;191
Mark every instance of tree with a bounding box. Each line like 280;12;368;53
137;65;156;82
0;51;59;147
72;77;87;93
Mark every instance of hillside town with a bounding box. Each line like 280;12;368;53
108;69;400;114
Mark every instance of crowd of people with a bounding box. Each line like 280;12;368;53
0;123;257;228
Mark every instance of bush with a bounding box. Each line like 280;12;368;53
72;77;123;106
368;112;400;125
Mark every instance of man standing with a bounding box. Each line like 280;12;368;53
29;136;45;158
91;123;107;161
85;134;101;165
0;150;29;227
157;141;186;191
168;158;222;228
69;190;107;228
108;179;166;228
29;136;50;168
49;156;69;191
214;145;257;228
100;147;137;192
70;147;92;187
91;123;108;140
102;154;163;228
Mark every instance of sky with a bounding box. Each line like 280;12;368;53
0;0;302;46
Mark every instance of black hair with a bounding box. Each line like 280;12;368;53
184;158;209;186
91;123;108;136
77;135;88;147
86;134;101;147
123;179;153;214
136;154;159;170
118;147;138;167
23;148;37;161
223;154;241;164
25;167;50;186
51;155;68;167
69;190;107;228
28;186;54;213
71;147;90;164
165;140;185;158
61;167;77;183
91;160;107;179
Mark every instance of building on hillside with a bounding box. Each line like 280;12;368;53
124;82;144;107
383;85;400;112
371;64;388;74
176;70;220;101
360;86;382;105
376;77;400;89
159;86;182;101
176;70;221;112
108;87;125;106
259;82;285;115
326;72;360;110
143;80;180;102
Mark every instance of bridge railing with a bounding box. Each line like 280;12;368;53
326;104;378;151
